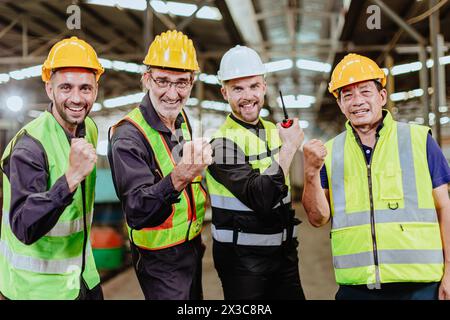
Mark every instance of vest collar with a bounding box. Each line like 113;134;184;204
345;109;393;140
229;113;263;130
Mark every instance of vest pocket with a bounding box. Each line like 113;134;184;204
331;225;373;257
376;222;442;251
378;169;403;201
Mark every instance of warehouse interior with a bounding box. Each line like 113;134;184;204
0;0;449;300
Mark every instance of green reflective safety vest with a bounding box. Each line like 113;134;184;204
206;115;294;246
111;107;206;250
324;110;444;286
0;111;99;300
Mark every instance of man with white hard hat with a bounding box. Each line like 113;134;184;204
206;45;306;299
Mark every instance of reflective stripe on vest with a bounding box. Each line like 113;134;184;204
334;250;444;269
210;192;291;212
0;240;91;274
2;211;94;238
211;224;298;246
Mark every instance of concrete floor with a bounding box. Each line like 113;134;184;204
103;203;338;300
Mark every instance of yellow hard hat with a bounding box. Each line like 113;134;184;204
328;53;386;98
42;36;104;82
143;30;199;71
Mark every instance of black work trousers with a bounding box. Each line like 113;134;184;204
130;235;204;300
213;238;305;300
336;282;440;300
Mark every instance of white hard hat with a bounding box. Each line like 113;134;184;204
217;45;266;82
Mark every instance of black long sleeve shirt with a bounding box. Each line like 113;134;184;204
208;114;289;216
107;94;192;230
1;106;85;245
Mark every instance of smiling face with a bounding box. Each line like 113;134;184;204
143;68;194;122
337;80;387;129
45;67;98;134
221;75;266;124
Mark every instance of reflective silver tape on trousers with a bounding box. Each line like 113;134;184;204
211;224;298;246
2;210;94;237
333;249;443;269
0;239;88;274
210;193;291;212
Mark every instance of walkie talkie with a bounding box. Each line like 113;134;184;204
279;91;293;128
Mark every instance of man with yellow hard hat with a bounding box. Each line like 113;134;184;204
108;30;211;300
0;36;104;300
302;53;450;300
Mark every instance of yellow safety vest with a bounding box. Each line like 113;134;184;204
110;107;207;250
0;111;99;300
206;115;295;246
324;110;444;286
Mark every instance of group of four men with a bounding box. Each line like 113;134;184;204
1;30;449;300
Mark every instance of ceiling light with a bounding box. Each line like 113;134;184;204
196;6;222;20
276;95;315;108
201;100;231;112
92;103;103;112
390;88;424;102
86;0;147;11
103;92;145;108
265;59;293;73
9;65;42;80
390;61;422;76
0;73;10;84
6;95;24;112
296;59;331;73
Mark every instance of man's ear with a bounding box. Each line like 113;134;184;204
45;81;54;101
93;82;99;101
336;97;345;115
221;86;228;101
380;88;388;107
142;72;151;90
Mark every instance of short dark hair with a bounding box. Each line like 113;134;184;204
337;80;383;99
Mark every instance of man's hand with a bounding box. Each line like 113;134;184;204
277;118;304;151
65;138;97;192
439;267;450;300
171;138;212;191
303;139;327;173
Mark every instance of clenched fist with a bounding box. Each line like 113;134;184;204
65;138;97;192
171;138;212;191
303;139;327;172
181;138;213;167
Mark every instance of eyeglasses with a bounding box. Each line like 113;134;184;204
149;74;192;90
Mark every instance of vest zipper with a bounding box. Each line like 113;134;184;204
356;135;381;289
80;180;88;295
